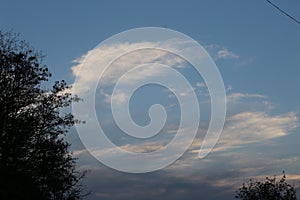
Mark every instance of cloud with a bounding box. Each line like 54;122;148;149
74;110;297;169
226;111;296;139
75;163;242;200
71;40;191;96
226;91;275;113
77;154;300;200
195;82;206;88
121;142;166;153
204;44;239;61
72;88;299;167
209;111;297;152
72;149;88;156
227;92;267;103
100;89;128;105
70;108;300;200
216;49;239;60
69;40;300;199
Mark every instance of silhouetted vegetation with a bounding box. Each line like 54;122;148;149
0;31;85;200
235;172;297;200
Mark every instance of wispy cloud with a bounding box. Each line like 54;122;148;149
192;111;298;154
205;44;239;61
227;92;267;103
220;111;297;147
216;49;239;60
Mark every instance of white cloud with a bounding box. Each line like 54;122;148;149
195;81;206;88
204;44;239;61
227;92;267;103
84;109;297;164
72;149;88;156
121;142;166;153
208;111;297;152
100;89;128;105
227;111;296;137
216;49;239;60
71;40;191;96
182;109;298;160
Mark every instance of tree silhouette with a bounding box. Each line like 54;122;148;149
235;172;297;200
0;31;86;200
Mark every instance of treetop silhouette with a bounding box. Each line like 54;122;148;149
0;31;86;200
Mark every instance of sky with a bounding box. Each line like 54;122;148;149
1;0;300;199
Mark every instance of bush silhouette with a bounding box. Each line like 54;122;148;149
236;172;297;200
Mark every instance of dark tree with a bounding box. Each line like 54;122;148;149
0;31;85;200
235;172;297;200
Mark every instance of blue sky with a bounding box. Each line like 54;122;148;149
1;0;300;199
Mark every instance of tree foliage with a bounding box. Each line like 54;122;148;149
0;31;85;200
235;172;297;200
